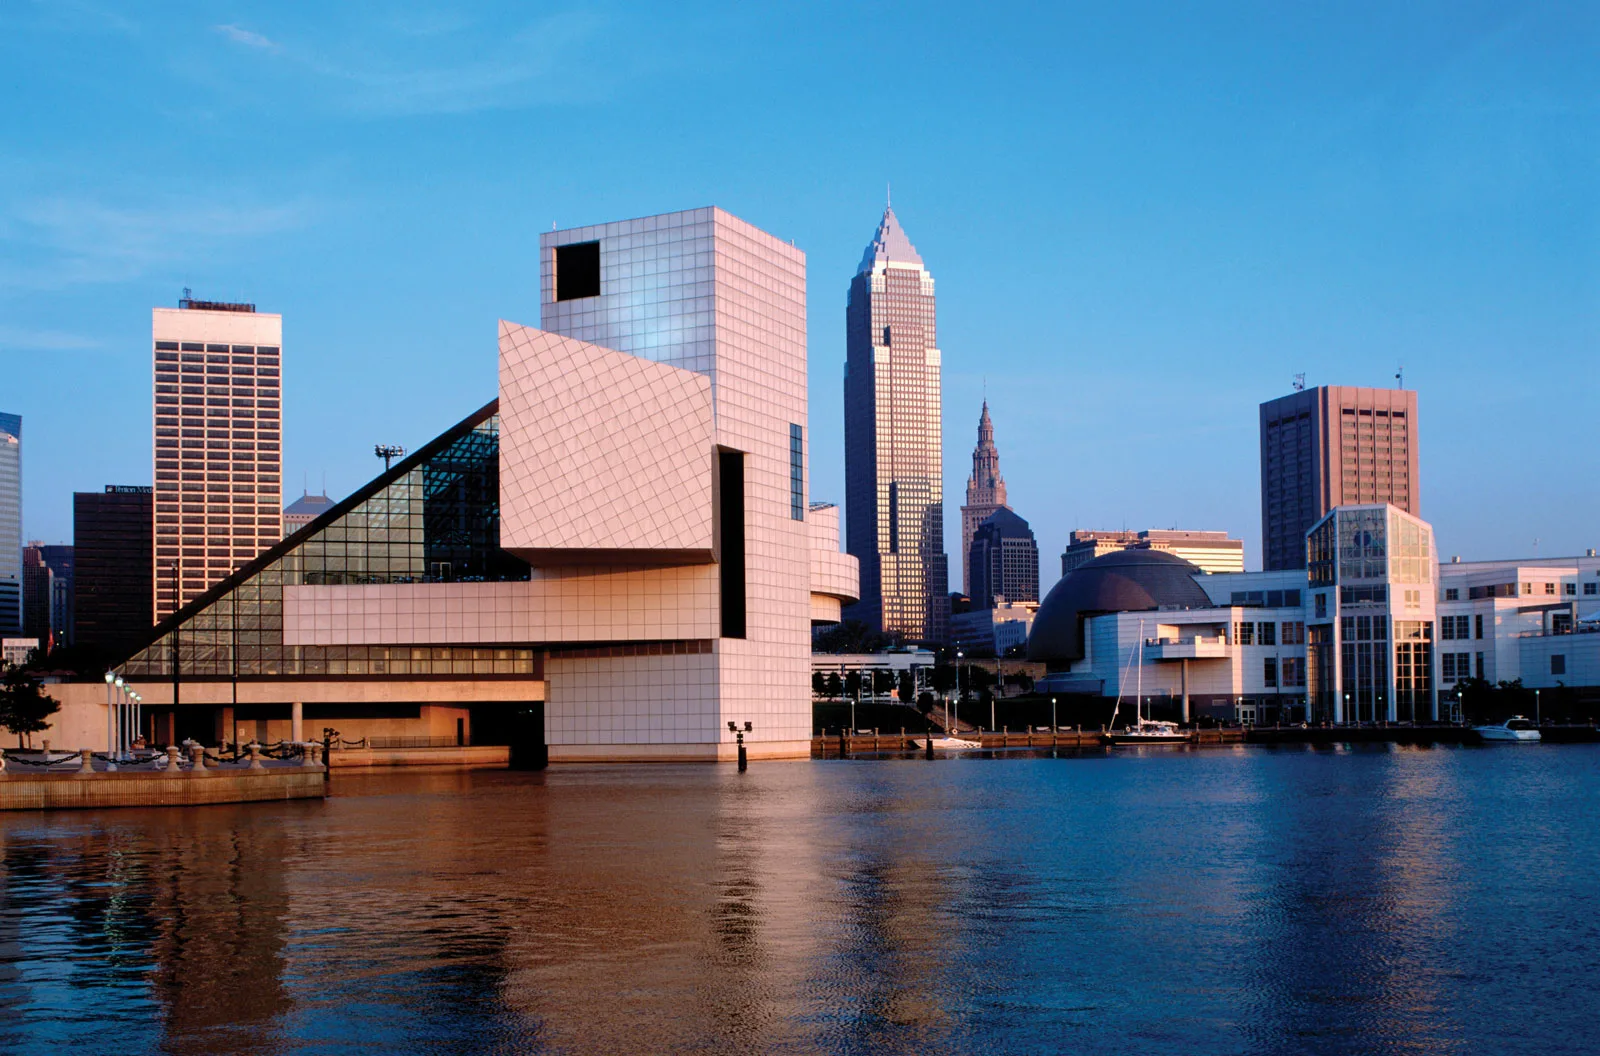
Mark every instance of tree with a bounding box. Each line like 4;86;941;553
897;670;915;704
826;672;843;699
872;669;897;697
812;671;828;699
0;664;61;749
930;664;957;696
843;671;863;699
812;620;898;655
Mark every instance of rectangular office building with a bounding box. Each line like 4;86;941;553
1260;385;1419;571
75;486;154;659
153;296;282;618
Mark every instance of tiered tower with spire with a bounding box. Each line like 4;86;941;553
960;400;1008;596
843;202;949;645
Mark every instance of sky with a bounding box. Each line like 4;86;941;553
1;1;1595;595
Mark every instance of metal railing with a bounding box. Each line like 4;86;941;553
355;736;466;750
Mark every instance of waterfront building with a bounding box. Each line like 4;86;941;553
52;207;857;761
968;508;1039;609
1061;528;1245;576
950;600;1038;657
1433;549;1600;702
1260;385;1419;571
74;486;154;660
811;649;937;696
0;412;19;636
1031;504;1445;724
283;491;335;535
153;294;283;620
960;401;1007;596
843;204;949;645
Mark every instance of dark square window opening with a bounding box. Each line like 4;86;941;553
555;241;601;301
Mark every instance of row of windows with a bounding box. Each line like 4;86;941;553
1232;621;1306;646
155;341;280;354
1263;656;1307;688
1229;589;1302;608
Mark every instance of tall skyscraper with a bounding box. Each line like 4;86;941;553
1260;385;1419;571
0;412;20;636
843;205;949;644
961;400;1008;596
968;508;1039;608
153;295;282;618
74;485;153;660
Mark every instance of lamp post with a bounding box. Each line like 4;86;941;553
955;650;965;733
1535;688;1541;726
130;690;141;752
1051;696;1058;732
113;676;127;760
103;671;116;767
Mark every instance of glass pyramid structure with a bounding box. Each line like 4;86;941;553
122;401;537;680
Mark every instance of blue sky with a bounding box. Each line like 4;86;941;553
1;1;1595;591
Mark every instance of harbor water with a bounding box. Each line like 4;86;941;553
2;743;1597;1054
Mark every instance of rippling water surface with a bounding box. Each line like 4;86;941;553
3;744;1598;1054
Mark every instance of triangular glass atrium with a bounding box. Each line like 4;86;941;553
122;401;536;679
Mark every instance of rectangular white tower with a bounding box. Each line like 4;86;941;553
533;207;812;758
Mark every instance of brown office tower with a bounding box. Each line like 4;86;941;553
843;205;949;644
1260;385;1419;570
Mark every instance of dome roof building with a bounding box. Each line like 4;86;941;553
1026;549;1210;664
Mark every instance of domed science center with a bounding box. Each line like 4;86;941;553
1028;506;1445;727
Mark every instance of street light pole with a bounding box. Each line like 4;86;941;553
103;671;116;766
1051;696;1058;732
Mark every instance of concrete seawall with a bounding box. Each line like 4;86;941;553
329;745;510;769
0;765;326;811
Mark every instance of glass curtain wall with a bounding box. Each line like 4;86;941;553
122;403;535;680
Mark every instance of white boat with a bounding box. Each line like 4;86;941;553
924;736;982;751
1106;621;1190;746
1107;719;1189;745
1474;717;1541;742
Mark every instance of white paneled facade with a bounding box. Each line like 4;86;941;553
537;208;813;759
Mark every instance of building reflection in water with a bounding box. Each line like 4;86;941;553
3;750;1597;1055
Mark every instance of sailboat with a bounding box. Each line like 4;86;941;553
1106;620;1188;745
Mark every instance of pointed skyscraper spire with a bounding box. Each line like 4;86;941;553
857;204;925;274
961;400;1009;597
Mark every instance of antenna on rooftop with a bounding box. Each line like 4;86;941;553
1395;365;1404;389
375;444;405;472
1292;372;1305;392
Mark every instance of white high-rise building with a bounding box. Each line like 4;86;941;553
152;295;282;619
0;412;20;636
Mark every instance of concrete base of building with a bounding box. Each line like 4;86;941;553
0;765;326;811
548;739;812;763
329;745;511;769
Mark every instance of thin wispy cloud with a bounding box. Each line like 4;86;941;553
0;196;312;289
215;23;278;51
0;326;103;353
200;9;614;116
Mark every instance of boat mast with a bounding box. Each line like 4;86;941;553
1135;619;1145;726
1111;624;1139;731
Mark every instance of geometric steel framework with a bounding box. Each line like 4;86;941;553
121;401;536;680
